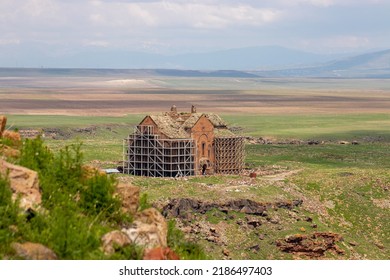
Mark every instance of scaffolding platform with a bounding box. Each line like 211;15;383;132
214;136;245;174
123;125;196;177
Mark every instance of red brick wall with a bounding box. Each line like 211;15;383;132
191;115;215;174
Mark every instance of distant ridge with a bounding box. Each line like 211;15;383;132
254;48;390;78
1;48;389;78
154;69;258;78
0;44;339;70
0;68;257;78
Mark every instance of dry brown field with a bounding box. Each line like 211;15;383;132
1;75;390;116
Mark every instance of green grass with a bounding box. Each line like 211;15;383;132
223;113;390;141
4;112;390;259
0;137;206;260
6;114;143;129
246;143;390;169
6;113;390;168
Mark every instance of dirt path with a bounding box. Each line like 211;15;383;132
261;169;303;182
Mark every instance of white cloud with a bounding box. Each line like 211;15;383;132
85;2;281;29
0;0;389;56
274;0;334;7
0;38;21;46
82;40;110;47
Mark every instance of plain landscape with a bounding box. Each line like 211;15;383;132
1;69;389;260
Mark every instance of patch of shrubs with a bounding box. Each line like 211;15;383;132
1;136;206;260
0;137;123;259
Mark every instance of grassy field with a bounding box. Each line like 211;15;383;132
7;113;390;165
120;142;390;260
2;76;389;259
223;113;390;141
4;112;390;260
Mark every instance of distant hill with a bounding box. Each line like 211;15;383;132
1;48;389;78
254;49;390;78
154;69;258;78
0;68;257;78
0;44;339;70
165;46;337;70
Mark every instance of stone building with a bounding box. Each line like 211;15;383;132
123;106;245;177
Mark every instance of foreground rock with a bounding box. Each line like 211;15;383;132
122;208;168;249
143;247;180;260
102;207;169;258
11;242;57;260
276;232;344;258
116;182;140;215
0;145;20;158
101;230;132;255
0;115;6;138
0;159;42;211
2;131;22;146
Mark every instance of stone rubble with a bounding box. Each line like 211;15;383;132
115;182;140;215
11;242;57;260
0;115;6;138
0;159;42;211
276;232;345;258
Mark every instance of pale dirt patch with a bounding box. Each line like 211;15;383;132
261;169;303;182
372;199;390;209
2;80;390;115
100;79;159;88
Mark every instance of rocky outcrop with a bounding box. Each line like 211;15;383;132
101;230;132;255
102;207;170;257
2;131;22;146
11;242;57;260
162;198;267;218
162;198;303;219
0;145;20;158
122;208;168;249
0;115;6;138
116;182;140;215
143;247;180;260
276;232;344;258
0;159;42;211
101;184;170;258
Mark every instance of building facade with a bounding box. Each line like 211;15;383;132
123;106;245;177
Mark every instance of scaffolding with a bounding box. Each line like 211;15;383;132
214;136;245;174
123;125;196;177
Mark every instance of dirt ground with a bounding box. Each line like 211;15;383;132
1;76;390;116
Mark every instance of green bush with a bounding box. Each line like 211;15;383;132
0;174;18;257
138;193;152;211
19;137;53;172
108;244;144;260
13;138;119;259
80;172;120;218
1;137;204;260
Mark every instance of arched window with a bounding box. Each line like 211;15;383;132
202;142;206;156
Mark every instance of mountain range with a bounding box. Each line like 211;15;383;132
0;45;389;78
254;48;390;78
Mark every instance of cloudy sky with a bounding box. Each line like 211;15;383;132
1;0;390;65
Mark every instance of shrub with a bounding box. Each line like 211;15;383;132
19;137;53;172
0;174;18;257
15;138;123;259
80;171;120;218
5;136;204;259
